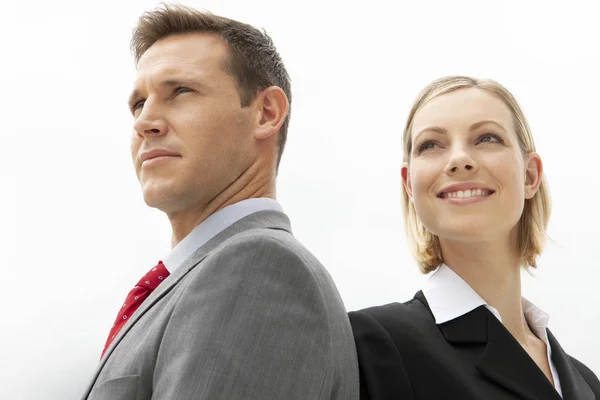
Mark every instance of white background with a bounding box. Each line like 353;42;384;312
1;0;599;398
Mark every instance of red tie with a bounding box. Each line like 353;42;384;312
101;261;170;358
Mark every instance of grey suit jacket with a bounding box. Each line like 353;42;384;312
82;210;359;400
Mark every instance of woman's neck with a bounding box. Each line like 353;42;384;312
439;236;533;346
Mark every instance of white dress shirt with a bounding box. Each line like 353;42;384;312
161;198;283;275
422;264;563;397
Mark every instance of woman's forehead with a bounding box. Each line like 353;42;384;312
411;88;514;136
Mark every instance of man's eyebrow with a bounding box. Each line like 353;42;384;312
127;78;207;110
159;78;206;89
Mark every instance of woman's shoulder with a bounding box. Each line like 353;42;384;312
348;296;431;399
348;292;435;341
569;355;600;394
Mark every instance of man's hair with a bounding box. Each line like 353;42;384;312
402;75;552;274
131;3;292;167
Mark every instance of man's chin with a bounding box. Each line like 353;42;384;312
141;185;176;211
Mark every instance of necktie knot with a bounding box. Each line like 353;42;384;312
101;261;170;358
135;261;170;290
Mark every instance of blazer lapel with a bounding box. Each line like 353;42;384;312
81;251;207;399
94;252;206;368
82;210;292;398
434;302;561;400
547;330;594;400
476;310;562;400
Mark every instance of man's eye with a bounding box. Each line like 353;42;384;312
174;87;193;95
132;100;145;111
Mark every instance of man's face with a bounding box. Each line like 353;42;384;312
129;33;256;215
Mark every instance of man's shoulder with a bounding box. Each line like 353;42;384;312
228;226;311;254
215;227;328;276
186;226;344;301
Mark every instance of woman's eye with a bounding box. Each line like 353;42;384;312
417;141;437;153
478;133;503;144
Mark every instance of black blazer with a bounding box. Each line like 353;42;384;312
349;291;600;400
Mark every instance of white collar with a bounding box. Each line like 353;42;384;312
422;264;550;331
422;264;560;396
161;198;283;274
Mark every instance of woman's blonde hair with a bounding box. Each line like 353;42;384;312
402;76;551;274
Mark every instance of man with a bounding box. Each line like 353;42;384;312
81;4;358;400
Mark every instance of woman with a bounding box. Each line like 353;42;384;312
349;76;600;400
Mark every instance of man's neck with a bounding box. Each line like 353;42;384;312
167;178;276;249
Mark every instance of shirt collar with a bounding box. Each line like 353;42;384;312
423;264;550;331
522;297;550;337
423;264;559;396
162;198;283;274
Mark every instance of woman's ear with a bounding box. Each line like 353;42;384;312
402;162;413;200
524;152;543;199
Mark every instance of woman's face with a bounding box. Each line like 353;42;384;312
402;88;542;244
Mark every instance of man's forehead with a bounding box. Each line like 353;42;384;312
134;45;229;87
137;32;229;70
133;64;199;86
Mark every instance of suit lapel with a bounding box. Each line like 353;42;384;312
93;252;207;369
475;311;562;400
81;251;207;399
82;210;291;398
547;330;594;400
427;293;562;400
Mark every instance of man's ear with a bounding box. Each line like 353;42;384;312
401;162;413;200
253;86;289;140
524;152;543;199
